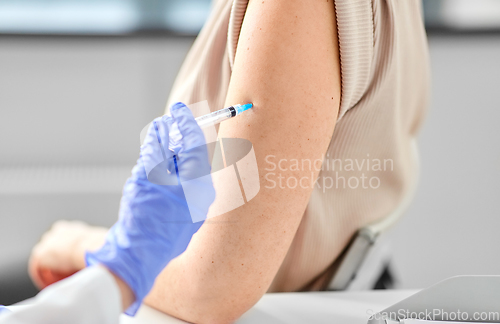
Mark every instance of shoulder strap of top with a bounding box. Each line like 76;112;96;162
227;0;374;121
227;0;249;70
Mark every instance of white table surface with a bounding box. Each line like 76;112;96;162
120;290;418;324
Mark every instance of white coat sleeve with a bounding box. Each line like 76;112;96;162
0;266;122;324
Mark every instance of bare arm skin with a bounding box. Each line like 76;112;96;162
144;0;341;323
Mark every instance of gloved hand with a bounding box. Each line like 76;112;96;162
86;102;215;315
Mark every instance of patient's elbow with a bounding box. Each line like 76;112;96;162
194;313;241;324
188;299;256;324
147;289;259;324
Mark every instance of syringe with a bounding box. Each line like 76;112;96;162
141;103;254;151
165;103;253;153
195;103;253;129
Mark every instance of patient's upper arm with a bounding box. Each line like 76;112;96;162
206;0;340;311
146;0;341;322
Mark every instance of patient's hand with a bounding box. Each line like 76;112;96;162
29;220;108;289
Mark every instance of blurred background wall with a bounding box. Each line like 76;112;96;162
0;0;499;304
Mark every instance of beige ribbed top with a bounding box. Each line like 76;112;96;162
165;0;430;292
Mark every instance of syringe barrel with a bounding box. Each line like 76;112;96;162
195;106;236;129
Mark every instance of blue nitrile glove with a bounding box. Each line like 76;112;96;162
86;102;215;315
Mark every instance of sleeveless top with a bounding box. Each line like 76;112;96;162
164;0;430;292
